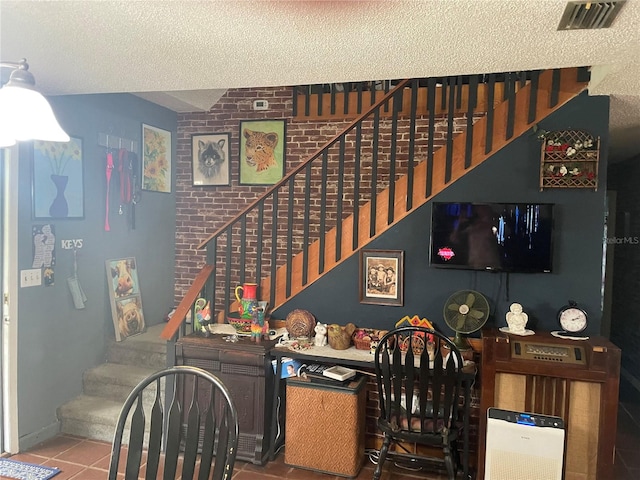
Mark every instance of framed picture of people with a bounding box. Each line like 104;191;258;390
359;249;404;306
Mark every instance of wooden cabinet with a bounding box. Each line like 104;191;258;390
175;334;277;465
539;130;600;190
478;329;620;480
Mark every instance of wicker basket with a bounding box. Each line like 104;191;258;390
285;376;366;477
285;309;316;338
352;328;387;350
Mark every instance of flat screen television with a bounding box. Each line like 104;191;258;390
429;202;554;273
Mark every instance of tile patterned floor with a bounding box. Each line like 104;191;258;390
5;374;640;479
4;437;451;480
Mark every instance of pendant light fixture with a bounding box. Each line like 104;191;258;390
0;58;70;148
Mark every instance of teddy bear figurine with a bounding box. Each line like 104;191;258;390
314;322;328;347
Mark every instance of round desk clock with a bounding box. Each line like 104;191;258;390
558;300;588;334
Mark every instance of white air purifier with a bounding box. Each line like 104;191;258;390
484;407;565;480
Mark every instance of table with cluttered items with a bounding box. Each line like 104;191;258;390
267;318;476;478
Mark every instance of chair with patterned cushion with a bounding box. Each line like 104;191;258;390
373;326;465;480
108;365;239;480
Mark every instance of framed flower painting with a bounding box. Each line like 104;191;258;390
142;123;172;193
32;136;84;219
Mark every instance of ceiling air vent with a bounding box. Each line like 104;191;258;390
558;1;626;30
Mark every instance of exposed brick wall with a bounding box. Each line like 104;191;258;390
175;86;469;308
608;156;640;376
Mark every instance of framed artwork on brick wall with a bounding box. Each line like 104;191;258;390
239;119;286;185
191;133;231;186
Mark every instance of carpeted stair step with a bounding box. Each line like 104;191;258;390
57;394;125;444
58;394;161;445
83;363;161;403
58;325;170;444
106;328;167;369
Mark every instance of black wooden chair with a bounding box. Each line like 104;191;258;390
108;365;239;480
373;326;465;480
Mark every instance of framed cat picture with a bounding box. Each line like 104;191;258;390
191;133;231;186
239;119;286;185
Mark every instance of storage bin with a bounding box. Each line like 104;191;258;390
285;375;366;477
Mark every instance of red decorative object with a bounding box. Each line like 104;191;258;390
352;328;388;350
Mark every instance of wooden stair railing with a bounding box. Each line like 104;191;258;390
293;78;511;121
163;265;214;340
161;67;589;341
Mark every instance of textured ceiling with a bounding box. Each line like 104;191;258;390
1;0;639;161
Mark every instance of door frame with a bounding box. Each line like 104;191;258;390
2;146;19;453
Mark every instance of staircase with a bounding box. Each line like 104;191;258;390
162;68;590;342
57;324;167;443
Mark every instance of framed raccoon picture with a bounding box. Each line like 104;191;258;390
239;119;286;185
191;132;231;186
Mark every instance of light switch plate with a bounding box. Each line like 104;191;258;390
20;269;42;288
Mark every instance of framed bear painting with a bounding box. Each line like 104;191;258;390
191;132;231;186
239;119;286;185
106;257;146;341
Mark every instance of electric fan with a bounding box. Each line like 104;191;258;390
443;290;490;350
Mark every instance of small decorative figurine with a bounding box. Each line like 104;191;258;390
327;323;357;350
501;302;534;336
194;298;212;336
314;322;328;347
251;303;267;342
279;331;290;343
258;301;269;337
250;317;263;341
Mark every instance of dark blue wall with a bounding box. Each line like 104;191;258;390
275;93;610;337
16;93;177;448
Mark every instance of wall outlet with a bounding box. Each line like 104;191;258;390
20;269;42;288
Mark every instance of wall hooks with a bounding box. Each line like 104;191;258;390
98;132;138;153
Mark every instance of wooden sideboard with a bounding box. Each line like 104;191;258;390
175;334;277;465
478;329;620;480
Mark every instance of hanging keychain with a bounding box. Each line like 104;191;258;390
105;151;114;231
67;247;87;309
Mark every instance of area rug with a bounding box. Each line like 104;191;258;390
0;458;60;480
